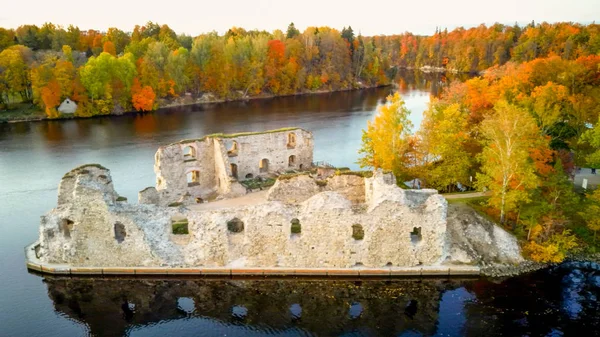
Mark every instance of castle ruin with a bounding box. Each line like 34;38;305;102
26;127;523;275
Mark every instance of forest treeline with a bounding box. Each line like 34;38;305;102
1;21;600;118
359;55;600;263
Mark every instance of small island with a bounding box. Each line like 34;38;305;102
26;128;524;277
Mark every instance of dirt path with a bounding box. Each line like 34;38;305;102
574;168;600;189
188;190;269;211
443;192;489;199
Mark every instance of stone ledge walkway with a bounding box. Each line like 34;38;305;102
25;242;480;278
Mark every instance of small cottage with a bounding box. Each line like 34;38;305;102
58;99;77;114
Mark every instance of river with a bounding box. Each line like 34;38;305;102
0;71;598;336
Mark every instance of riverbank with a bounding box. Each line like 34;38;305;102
0;83;393;124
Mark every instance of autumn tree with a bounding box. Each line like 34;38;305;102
416;101;473;190
580;189;600;242
358;92;413;179
40;79;61;117
0;28;15;50
580;121;600;168
0;45;33;104
476;100;546;224
131;77;155;111
103;41;116;56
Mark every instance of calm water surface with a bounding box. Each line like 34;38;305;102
1;71;598;336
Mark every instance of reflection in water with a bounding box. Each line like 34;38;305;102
44;277;457;337
42;264;600;337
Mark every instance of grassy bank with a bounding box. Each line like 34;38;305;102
0;103;46;122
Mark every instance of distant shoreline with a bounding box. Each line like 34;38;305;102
1;83;394;124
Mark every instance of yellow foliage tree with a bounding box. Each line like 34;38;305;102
476;100;546;223
523;230;578;263
358;92;413;179
580;189;600;242
416;101;472;190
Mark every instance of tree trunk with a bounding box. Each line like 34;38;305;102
500;191;506;224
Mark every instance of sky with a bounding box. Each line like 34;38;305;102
2;0;599;36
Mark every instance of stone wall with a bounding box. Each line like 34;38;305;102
37;168;452;268
226;129;313;179
39;165;173;267
146;128;314;206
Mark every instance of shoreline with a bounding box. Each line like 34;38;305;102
1;84;394;125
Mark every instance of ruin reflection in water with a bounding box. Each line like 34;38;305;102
42;263;600;337
45;277;465;337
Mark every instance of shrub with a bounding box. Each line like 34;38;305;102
316;180;328;187
335;170;373;178
116;196;127;202
227;218;244;233
278;172;310;180
168;202;183;207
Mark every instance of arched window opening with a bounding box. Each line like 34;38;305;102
230;163;238;179
114;222;126;243
259;158;269;173
291;218;301;234
287;133;297;148
183;146;196;160
288;155;296;167
60;219;74;239
299;164;304;170
172;218;189;235
352;224;364;240
187;171;200;187
228;141;239;157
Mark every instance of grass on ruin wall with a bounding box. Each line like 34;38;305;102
172;127;302;145
63;163;109;178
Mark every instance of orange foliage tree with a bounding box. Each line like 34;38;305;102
103;41;116;56
41;79;61;118
131;78;156;111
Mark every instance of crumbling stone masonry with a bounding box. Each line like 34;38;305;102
139;128;313;206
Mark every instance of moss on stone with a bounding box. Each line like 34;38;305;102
316;180;328;187
172;127;303;145
63;163;109;178
168;202;183;207
116;196;127;202
334;170;373;178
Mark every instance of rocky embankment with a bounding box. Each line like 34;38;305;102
444;203;547;277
